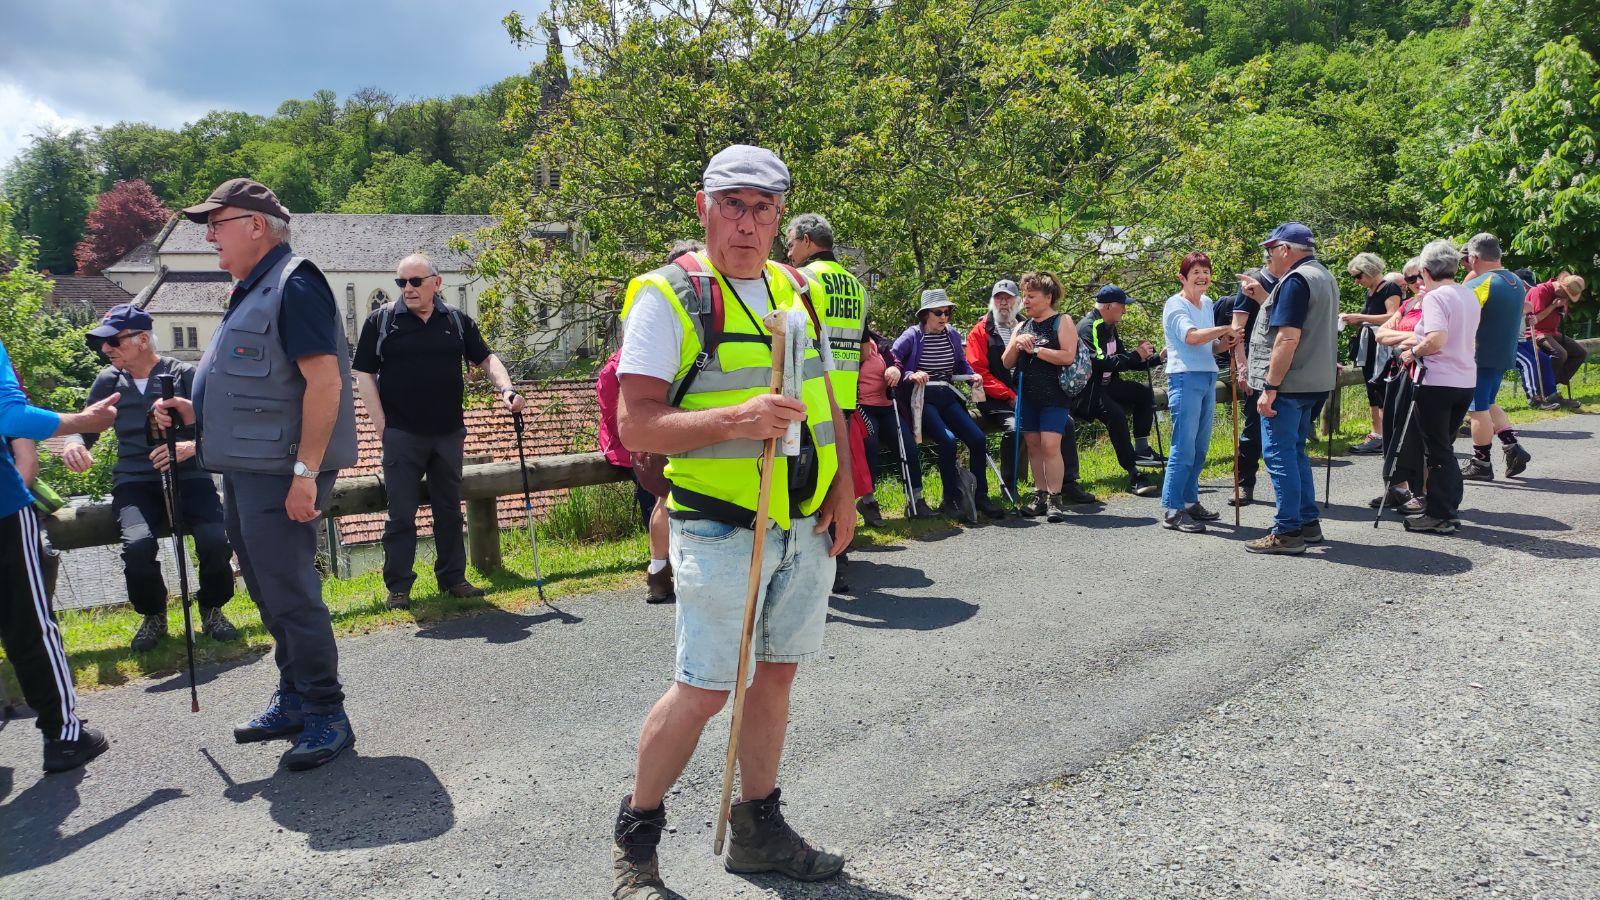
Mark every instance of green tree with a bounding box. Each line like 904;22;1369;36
339;151;462;214
0;199;104;412
1;128;98;273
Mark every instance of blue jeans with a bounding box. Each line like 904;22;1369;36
902;385;989;501
1260;393;1322;534
1160;372;1216;511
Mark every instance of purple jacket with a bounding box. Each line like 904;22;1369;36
892;325;974;379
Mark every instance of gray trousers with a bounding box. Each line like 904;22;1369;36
223;471;343;713
381;427;467;594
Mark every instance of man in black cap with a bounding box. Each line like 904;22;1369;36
1076;285;1163;497
63;304;239;651
154;177;360;771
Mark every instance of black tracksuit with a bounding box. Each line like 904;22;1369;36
1075;310;1160;476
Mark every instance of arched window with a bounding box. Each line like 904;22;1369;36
369;288;389;311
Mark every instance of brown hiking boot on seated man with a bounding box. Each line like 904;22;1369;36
645;563;674;604
385;590;410;610
725;788;846;881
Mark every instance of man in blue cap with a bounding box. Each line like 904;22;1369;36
1239;223;1340;554
63;304;240;651
1077;285;1164;497
611;145;853;898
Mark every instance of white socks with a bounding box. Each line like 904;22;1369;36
647;559;668;575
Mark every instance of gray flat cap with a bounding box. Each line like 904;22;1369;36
702;144;791;195
918;289;953;313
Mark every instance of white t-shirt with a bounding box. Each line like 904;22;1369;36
618;276;773;382
133;377;150;394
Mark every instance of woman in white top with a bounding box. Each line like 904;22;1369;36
1159;251;1241;532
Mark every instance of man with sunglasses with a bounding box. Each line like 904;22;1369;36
352;253;524;609
611;145;854;898
63;304;240;652
154;177;359;772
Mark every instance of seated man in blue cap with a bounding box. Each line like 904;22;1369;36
63;304;239;651
1076;285;1164;497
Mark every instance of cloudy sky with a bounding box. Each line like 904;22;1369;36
0;0;547;166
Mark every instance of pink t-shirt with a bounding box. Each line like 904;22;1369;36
1416;283;1481;389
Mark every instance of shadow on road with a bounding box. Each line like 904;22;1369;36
1067;511;1160;529
1476;476;1600;496
1515;429;1592;441
145;645;269;694
413;605;583;645
202;748;454;851
733;873;917;899
1306;539;1475;576
1458;509;1571;532
829;563;977;631
0;767;184;876
1450;524;1600;560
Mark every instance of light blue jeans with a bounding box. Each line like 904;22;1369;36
1160;372;1216;512
669;515;833;691
1260;393;1322;534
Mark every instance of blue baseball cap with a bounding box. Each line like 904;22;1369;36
1261;222;1316;248
87;303;154;339
1094;285;1135;305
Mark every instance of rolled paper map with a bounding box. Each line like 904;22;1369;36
781;309;808;457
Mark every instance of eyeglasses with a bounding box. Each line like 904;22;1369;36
394;276;436;288
1404;274;1421;284
205;213;255;234
712;196;781;225
102;330;144;349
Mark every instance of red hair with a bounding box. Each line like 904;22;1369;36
1179;252;1212;279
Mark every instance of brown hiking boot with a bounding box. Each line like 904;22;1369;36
614;795;668;899
445;582;485;598
1244;532;1306;555
385;590;411;610
645;564;675;604
725;788;844;882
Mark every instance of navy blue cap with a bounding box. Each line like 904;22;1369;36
87;303;154;338
1261;222;1316;248
1094;285;1134;305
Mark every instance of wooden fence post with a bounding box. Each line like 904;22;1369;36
466;497;503;573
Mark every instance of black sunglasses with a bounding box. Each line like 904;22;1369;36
1404;274;1421;284
394;275;436;288
102;330;144;348
929;308;952;318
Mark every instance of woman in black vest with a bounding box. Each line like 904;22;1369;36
1001;272;1078;522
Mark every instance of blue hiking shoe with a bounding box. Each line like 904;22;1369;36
282;710;355;771
233;690;305;744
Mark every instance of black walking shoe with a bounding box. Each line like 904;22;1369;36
1061;481;1098;505
282;710;354;771
1503;442;1531;478
725;788;845;882
233;689;305;743
1461;457;1494;481
1021;491;1048;518
911;498;936;518
43;727;109;774
856;497;887;528
831;558;851;596
1404;514;1458;534
1349;434;1384;455
1300;520;1324;544
130;614;167;652
1163;509;1206;533
614;795;668;900
1186;502;1221;522
1133;446;1167;468
1129;473;1160;497
1229;487;1255;508
977;497;1007;519
936;498;965;520
201;607;240;642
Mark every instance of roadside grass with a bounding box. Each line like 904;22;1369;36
7;370;1593;696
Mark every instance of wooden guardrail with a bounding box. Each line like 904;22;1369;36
40;337;1598;567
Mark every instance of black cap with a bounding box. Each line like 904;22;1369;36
182;178;292;224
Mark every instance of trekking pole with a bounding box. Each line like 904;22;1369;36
510;410;547;604
889;394;921;518
1375;360;1426;527
155;374;199;713
714;309;794;856
1229;354;1241;526
1323;365;1336;509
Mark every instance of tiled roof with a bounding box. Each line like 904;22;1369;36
105;238;157;273
142;270;231;315
157;214;510;273
49;275;133;317
336;378;603;546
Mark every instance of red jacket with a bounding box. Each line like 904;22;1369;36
965;313;1016;404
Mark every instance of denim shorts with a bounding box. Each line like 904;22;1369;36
669;515;834;690
1016;399;1071;434
1469;367;1506;412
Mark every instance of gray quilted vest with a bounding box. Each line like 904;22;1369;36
194;252;358;475
1246;257;1339;394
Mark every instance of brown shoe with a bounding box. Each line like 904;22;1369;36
445;582;485;599
614;796;668;899
645;564;675;604
612;845;667;899
725;788;845;881
1244;532;1306;555
385;591;411;609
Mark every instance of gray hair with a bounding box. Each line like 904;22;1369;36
1402;256;1423;275
1419;240;1461;280
1382;271;1404;287
260;213;291;243
786;212;833;249
397;253;439;276
1282;241;1315;254
1347;252;1386;280
666;239;704;264
1464;232;1502;262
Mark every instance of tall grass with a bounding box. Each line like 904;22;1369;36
541;481;643;542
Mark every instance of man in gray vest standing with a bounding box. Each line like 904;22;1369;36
155;178;359;771
1238;222;1339;555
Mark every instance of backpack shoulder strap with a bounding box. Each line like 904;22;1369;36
775;263;823;333
374;299;405;362
665;253;726;406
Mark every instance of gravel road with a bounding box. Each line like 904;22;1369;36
2;415;1596;899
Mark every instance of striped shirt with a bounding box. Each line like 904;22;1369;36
918;331;956;376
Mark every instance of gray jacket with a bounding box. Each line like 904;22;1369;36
193;252;358;475
82;357;208;483
1246;257;1338;395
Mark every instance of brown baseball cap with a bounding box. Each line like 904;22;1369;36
181;178;292;224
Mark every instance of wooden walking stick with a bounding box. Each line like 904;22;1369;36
713;309;792;856
1229;353;1242;526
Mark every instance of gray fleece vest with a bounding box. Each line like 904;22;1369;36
1246;257;1338;394
194;252;358;475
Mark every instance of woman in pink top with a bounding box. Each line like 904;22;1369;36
1368;257;1430;511
1396;240;1480;534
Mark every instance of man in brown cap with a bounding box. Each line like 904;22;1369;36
154;178;361;772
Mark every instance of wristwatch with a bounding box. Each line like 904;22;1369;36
1263;383;1280;392
292;460;317;479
